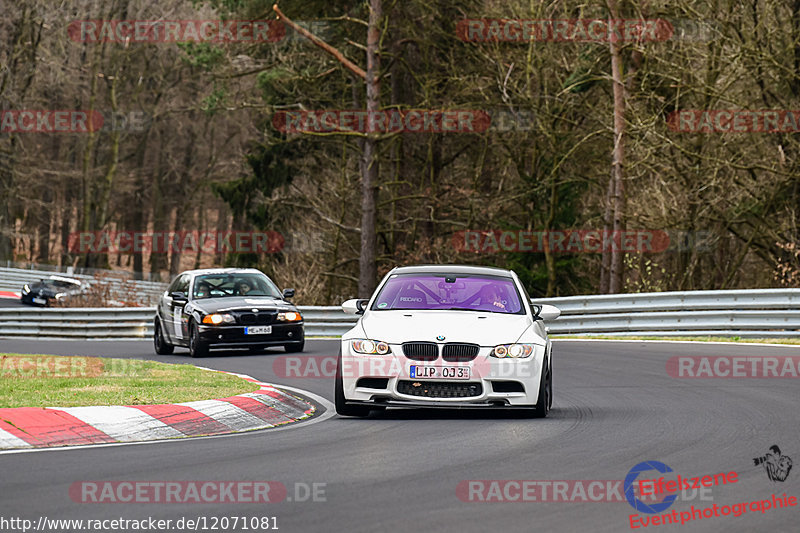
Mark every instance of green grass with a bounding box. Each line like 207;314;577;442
554;335;800;345
0;354;260;408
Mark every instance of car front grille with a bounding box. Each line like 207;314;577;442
236;311;277;325
401;342;439;361
397;380;483;398
441;343;480;362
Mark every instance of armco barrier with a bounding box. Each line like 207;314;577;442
0;306;354;339
0;289;799;340
0;266;167;306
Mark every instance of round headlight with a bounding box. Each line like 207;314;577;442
376;342;390;355
361;340;375;353
508;344;524;358
495;345;507;358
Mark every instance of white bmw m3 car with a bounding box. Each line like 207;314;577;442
335;265;560;417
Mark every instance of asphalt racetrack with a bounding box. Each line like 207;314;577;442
1;338;798;532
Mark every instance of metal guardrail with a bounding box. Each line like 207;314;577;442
534;289;800;314
0;267;167;306
0;308;155;339
0;306;355;339
0;289;799;340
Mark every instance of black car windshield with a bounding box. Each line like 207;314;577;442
192;273;281;300
370;273;525;314
49;280;80;289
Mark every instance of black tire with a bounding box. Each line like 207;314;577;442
284;341;305;353
548;354;553;409
529;356;552;418
189;321;209;358
153;319;174;355
334;348;370;417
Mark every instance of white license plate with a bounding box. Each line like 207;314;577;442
410;365;471;380
245;325;272;335
32;297;47;305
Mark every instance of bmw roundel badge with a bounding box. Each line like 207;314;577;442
436;335;445;341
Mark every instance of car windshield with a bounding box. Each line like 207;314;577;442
50;280;80;289
370;273;524;314
192;273;281;300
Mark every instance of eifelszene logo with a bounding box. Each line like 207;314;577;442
625;461;678;514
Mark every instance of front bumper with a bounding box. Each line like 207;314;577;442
339;342;545;407
20;293;51;306
198;323;304;347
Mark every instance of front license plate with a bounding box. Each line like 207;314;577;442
245;325;272;335
410;365;470;380
32;297;47;305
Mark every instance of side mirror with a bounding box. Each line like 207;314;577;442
342;298;369;315
534;303;560;321
170;291;188;303
282;288;295;299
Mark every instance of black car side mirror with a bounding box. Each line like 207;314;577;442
170;291;188;303
283;288;296;299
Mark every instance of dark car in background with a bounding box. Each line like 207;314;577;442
20;275;84;306
154;268;304;357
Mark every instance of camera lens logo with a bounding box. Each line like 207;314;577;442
624;460;677;514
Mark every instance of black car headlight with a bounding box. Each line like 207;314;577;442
351;339;392;355
202;313;235;325
491;343;535;358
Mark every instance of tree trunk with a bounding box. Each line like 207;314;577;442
358;0;382;297
607;0;627;293
600;171;614;293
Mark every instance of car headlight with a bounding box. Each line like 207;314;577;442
202;313;235;325
22;284;30;294
351;339;392;355
277;311;302;322
491;343;534;358
55;293;65;300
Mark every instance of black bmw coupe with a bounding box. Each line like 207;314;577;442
154;268;304;357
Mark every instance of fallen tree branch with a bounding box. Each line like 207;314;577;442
273;4;366;80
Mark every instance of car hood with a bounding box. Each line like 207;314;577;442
29;284;61;297
360;310;541;346
191;296;295;313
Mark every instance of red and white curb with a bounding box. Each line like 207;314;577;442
0;370;316;450
0;291;20;299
